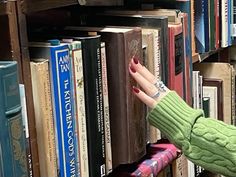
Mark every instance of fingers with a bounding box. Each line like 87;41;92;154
129;65;159;97
130;56;156;84
132;86;157;109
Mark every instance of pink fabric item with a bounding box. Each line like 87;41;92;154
110;143;179;177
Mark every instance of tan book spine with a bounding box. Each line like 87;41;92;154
172;154;189;177
230;65;235;125
72;47;90;176
100;42;113;174
30;60;57;177
142;29;161;143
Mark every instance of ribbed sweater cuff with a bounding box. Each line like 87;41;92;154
147;91;204;148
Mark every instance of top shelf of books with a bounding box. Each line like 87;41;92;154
21;0;79;14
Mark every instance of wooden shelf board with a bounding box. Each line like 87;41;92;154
21;0;78;14
192;50;220;63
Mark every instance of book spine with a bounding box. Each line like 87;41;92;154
96;41;106;177
215;0;220;48
232;0;236;43
30;61;58;177
81;37;106;177
72;44;90;176
49;45;77;177
101;42;113;175
228;0;232;45
221;0;229;47
19;84;33;177
153;30;161;80
0;61;28;177
231;66;236;125
203;0;209;52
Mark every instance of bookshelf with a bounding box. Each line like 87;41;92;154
192;50;221;63
1;0;236;176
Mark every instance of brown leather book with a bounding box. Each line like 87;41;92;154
63;26;147;168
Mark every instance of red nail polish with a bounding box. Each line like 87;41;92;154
130;66;136;73
133;86;140;93
133;57;139;64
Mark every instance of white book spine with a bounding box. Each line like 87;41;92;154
153;30;161;80
72;47;90;177
101;43;113;174
221;0;229;47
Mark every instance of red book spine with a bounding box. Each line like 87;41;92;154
168;24;184;98
215;0;220;49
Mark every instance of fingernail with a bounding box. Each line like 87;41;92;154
133;57;139;64
132;86;140;93
130;66;136;73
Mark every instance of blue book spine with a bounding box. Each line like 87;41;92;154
0;61;28;177
203;0;209;52
49;44;77;177
176;1;193;98
194;0;206;53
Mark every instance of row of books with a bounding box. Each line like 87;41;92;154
139;0;235;52
28;27;148;176
26;4;194;177
26;6;195;174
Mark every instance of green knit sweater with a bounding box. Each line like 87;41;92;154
148;91;236;177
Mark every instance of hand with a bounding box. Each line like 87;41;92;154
129;56;170;109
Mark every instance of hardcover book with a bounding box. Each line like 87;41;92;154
168;23;184;97
194;0;207;53
19;84;33;177
142;29;162;143
76;35;106;177
100;42;113;174
30;59;57;177
62;39;89;177
0;61;28;177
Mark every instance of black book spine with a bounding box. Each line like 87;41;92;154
80;36;106;177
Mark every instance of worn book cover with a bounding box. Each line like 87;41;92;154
0;61;28;177
30;60;57;177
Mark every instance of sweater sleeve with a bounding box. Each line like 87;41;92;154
147;91;236;177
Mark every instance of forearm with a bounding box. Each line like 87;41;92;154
148;91;236;177
187;117;236;176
